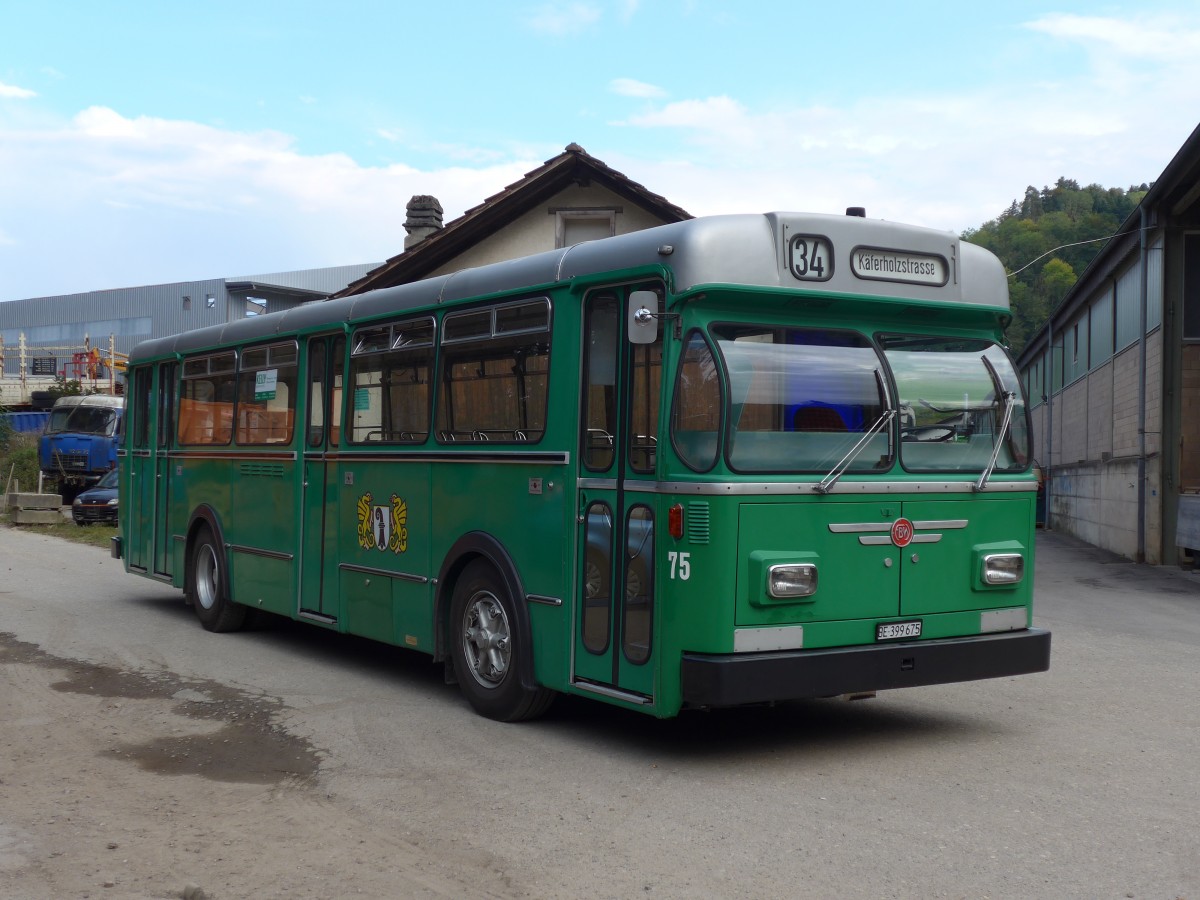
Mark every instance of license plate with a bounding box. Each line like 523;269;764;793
876;620;922;641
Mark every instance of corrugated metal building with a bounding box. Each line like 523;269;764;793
0;263;379;380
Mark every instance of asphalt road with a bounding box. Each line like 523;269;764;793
1;524;1197;899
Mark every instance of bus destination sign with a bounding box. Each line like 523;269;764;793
851;247;947;287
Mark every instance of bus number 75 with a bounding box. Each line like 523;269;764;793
668;551;691;580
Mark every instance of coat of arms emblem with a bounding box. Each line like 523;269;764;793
356;492;408;553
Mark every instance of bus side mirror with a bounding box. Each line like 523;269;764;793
627;291;659;345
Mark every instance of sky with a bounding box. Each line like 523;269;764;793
1;1;1199;302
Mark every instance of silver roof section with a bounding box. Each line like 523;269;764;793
50;394;125;410
131;213;1008;364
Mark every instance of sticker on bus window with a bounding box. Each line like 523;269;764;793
254;368;278;401
356;492;409;553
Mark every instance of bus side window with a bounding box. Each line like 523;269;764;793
582;294;619;471
437;299;550;444
235;342;298;445
348;322;431;444
628;291;663;473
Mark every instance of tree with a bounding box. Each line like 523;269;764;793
962;179;1147;356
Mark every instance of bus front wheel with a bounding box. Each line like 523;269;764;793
187;527;247;633
449;560;553;722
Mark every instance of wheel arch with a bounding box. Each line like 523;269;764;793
434;532;538;692
184;504;226;593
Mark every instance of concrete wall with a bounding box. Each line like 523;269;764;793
1048;457;1160;561
1031;328;1164;563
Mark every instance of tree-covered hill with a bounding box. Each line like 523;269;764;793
962;178;1150;356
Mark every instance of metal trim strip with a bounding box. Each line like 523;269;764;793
317;451;570;465
338;563;429;584
623;480;1035;496
228;544;295;562
571;680;653;705
859;533;943;545
526;594;563;607
298;611;337;625
168;450;298;462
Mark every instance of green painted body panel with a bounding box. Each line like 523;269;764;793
331;459;436;648
736;501;902;625
899;497;1032;615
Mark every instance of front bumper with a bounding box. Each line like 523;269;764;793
73;506;118;525
681;628;1051;708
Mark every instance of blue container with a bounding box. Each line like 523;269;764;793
2;411;51;433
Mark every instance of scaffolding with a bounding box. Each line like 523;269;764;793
0;333;127;406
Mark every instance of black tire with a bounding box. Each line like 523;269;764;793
186;526;247;633
449;560;554;722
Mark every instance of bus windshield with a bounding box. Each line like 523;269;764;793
712;325;890;473
880;335;1029;473
45;405;119;436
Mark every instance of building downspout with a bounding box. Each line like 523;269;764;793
1136;207;1149;562
1045;318;1053;530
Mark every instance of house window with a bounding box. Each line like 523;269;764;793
245;297;267;317
182;295;192;311
206;294;217;309
552;207;618;248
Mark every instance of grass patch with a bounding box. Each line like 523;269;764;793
0;511;119;550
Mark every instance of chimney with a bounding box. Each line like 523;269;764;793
404;195;444;249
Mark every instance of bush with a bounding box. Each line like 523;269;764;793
1;434;40;495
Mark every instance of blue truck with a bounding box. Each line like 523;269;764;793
39;395;124;500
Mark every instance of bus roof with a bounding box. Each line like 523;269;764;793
130;212;1007;364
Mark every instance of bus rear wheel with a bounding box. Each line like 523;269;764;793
187;527;247;633
449;560;553;722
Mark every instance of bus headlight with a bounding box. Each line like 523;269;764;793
768;564;818;598
982;554;1024;585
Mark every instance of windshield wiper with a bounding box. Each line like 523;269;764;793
814;408;896;494
975;355;1017;492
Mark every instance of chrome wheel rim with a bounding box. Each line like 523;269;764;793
195;544;219;611
461;591;511;688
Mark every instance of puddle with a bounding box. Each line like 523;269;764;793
0;632;319;784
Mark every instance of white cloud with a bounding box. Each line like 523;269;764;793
626;96;747;131
0;81;37;100
1026;12;1200;61
610;77;667;99
609;9;1200;233
0;106;541;299
525;2;602;36
2;8;1198;302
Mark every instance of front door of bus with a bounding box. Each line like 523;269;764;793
153;362;176;576
299;334;344;620
574;288;662;701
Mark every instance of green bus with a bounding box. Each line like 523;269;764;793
115;211;1050;721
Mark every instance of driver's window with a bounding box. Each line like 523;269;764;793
582;294;619;472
